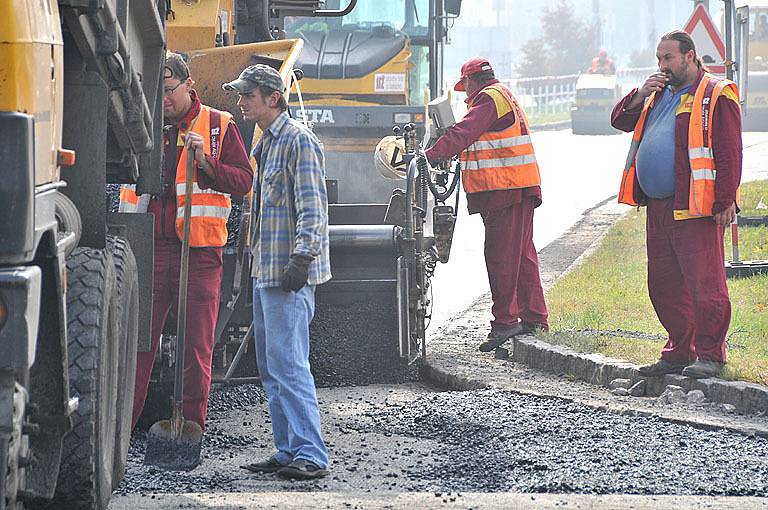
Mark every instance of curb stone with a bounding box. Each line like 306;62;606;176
424;198;768;437
512;335;768;416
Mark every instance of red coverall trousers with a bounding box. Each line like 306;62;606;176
481;198;549;329
131;239;223;430
646;198;730;363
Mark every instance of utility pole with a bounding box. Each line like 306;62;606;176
694;0;710;11
592;0;602;49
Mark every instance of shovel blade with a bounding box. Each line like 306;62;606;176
144;419;203;471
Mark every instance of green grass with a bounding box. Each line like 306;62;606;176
738;179;768;217
545;180;768;385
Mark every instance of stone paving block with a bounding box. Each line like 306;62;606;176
706;380;746;412
740;383;768;415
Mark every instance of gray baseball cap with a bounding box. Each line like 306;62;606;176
222;64;286;94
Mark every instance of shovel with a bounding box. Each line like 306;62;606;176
144;142;203;471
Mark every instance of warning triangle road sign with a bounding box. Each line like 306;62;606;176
683;4;726;74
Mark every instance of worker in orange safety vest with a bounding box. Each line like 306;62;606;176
425;57;549;353
611;31;742;380
590;48;616;75
120;52;253;430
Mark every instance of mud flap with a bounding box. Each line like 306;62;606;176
108;212;154;352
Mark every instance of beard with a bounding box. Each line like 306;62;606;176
665;60;689;87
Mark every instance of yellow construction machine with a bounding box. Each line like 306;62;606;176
280;0;463;203
132;0;463;423
570;73;622;135
745;4;768;130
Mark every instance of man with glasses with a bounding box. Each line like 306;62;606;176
121;52;253;431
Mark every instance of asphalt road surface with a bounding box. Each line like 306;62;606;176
109;130;768;510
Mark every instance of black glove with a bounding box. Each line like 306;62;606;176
280;254;313;292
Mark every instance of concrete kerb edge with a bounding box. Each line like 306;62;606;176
510;335;768;418
423;198;768;435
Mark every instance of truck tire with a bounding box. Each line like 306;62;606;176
54;248;119;510
105;236;139;488
54;191;82;257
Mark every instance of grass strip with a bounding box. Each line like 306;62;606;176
545;180;768;385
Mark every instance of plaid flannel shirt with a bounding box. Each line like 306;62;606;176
250;112;332;288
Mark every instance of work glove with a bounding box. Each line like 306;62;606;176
280;253;314;292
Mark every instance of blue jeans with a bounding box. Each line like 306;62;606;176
251;283;328;468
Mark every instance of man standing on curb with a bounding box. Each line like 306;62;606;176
425;57;549;353
611;31;742;379
223;64;332;480
122;52;254;431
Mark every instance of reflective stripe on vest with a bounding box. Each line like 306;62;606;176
175;105;233;247
617;73;739;218
460;83;541;194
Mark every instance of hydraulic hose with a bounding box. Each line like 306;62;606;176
417;153;461;203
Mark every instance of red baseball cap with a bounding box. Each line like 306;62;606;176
454;57;494;92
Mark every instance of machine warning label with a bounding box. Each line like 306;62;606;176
374;73;406;93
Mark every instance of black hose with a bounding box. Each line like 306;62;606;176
417;154;461;202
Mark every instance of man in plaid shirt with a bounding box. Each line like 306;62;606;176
223;64;331;480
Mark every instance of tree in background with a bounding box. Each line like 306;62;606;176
516;0;598;77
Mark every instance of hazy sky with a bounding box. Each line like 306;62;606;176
444;0;717;78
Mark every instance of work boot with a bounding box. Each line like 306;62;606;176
277;459;329;480
240;455;287;474
479;324;523;352
637;359;692;377
682;360;725;379
520;321;549;335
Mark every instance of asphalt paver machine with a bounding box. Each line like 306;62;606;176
136;1;464;411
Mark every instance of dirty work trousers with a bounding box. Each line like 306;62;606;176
131;240;223;430
252;283;328;469
646;198;730;363
481;198;548;329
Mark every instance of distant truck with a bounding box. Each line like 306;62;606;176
570;73;622;135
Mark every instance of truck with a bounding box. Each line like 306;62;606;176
1;0;165;508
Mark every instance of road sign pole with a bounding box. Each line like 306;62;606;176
693;0;709;10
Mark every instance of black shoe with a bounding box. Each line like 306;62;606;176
520;321;549;335
682;360;724;379
638;359;692;377
241;456;286;474
479;324;524;352
277;459;329;480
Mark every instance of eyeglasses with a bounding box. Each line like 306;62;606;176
163;81;185;96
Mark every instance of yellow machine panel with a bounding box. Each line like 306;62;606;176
0;0;64;185
297;44;412;105
185;38;305;148
167;0;235;52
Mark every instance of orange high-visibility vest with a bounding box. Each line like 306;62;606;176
460;83;542;194
119;105;233;247
617;73;739;219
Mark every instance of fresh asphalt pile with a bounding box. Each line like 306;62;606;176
118;384;768;497
348;389;768;495
309;298;421;387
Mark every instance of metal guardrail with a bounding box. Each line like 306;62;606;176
493;67;656;117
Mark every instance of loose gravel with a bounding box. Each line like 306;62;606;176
117;384;768;497
347;389;768;495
